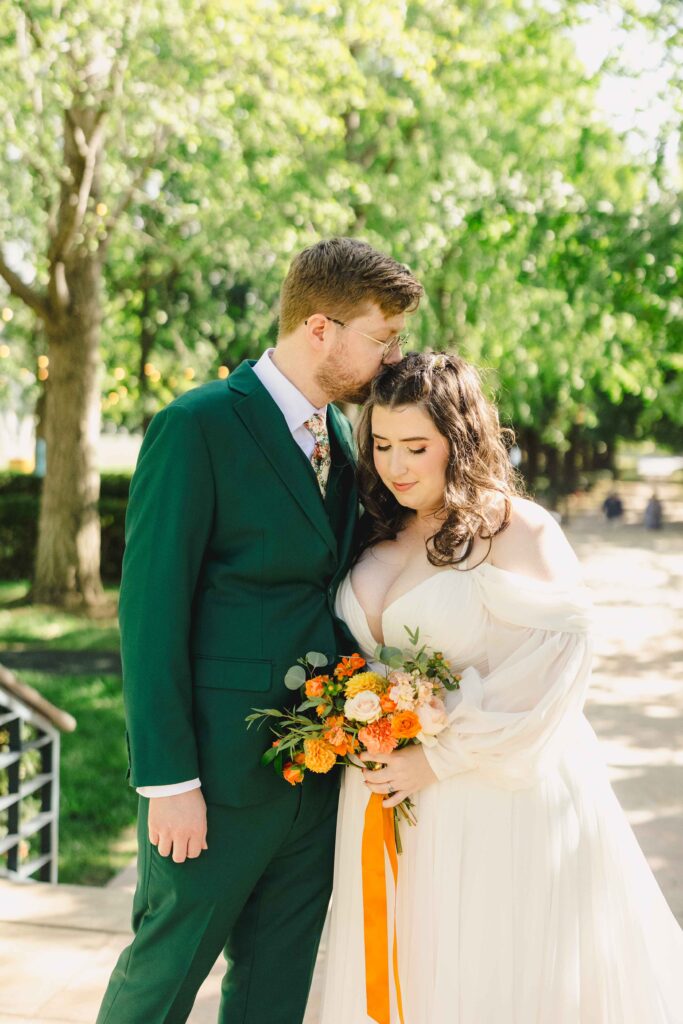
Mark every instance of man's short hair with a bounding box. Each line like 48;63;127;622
279;237;423;335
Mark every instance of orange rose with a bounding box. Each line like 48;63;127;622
380;694;397;713
305;676;326;698
283;761;305;785
293;752;306;765
391;710;421;739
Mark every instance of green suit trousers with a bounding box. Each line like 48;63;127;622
97;777;338;1023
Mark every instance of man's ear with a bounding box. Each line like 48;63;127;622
304;313;330;353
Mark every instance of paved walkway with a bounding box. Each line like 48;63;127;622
2;510;682;1021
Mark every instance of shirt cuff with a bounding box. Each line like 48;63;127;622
136;778;202;798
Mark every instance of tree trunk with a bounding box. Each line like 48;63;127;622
562;428;580;495
543;445;560;509
33;252;104;608
521;428;540;491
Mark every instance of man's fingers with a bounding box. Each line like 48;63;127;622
148;830;160;846
172;837;189;863
156;834;173;857
186;834;205;859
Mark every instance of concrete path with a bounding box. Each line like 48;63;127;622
2;510;682;1021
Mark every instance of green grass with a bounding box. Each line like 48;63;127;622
0;581;120;651
18;670;137;885
1;581;132;884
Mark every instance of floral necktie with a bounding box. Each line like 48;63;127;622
304;412;332;499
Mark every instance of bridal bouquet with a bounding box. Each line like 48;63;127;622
246;628;461;848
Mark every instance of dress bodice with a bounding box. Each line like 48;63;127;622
335;567;490;678
335;560;592;677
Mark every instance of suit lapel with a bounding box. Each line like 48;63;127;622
230;362;338;556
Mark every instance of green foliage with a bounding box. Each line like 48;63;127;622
14;671;135;885
0;0;680;448
0;579;119;650
0;474;129;582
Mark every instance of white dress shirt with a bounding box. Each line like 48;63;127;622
137;350;327;798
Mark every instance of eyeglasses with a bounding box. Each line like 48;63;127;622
306;315;411;361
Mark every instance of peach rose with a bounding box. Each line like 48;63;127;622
417;696;449;737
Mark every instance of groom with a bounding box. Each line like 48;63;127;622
97;237;422;1023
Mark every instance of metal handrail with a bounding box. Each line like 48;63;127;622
0;663;77;884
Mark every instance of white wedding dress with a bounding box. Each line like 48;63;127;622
319;560;683;1023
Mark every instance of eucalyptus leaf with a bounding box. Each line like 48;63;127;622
284;665;307;690
305;651;328;669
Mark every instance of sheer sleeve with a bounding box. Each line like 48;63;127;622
422;564;594;789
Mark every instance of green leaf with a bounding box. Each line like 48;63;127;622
284;665;307;690
297;698;325;712
377;645;403;665
261;746;280;766
305;651;328;669
405;625;420;646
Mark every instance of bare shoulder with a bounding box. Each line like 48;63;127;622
489;497;582;585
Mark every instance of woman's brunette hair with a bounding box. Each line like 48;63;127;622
356;351;523;566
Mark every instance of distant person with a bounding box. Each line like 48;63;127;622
644;492;663;530
602;490;624;524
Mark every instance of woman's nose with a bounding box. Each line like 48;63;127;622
389;449;407;477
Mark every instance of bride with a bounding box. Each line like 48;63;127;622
319;351;683;1023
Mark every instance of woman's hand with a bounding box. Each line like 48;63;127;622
360;745;437;808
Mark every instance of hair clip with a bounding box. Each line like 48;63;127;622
433;354;448;370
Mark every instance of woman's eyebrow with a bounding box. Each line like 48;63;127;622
372;434;429;442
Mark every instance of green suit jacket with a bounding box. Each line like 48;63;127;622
119;360;359;806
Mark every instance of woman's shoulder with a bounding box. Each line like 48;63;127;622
487;497;582;587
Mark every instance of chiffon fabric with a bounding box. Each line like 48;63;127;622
319;561;683;1024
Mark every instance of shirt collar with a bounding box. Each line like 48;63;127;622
252;348;327;434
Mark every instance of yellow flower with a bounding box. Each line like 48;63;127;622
303;738;337;774
344;671;387;699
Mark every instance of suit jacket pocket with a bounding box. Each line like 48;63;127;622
192;654;272;692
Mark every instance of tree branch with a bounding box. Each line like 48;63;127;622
98;126;170;252
49;109;107;263
0;249;49;318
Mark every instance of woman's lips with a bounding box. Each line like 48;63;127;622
393;481;417;492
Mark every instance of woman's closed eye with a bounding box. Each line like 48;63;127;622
374;444;427;455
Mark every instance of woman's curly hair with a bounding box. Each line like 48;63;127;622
355;351;523;567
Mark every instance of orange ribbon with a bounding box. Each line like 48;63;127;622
361;793;405;1024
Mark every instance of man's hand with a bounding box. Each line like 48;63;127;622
148;788;208;863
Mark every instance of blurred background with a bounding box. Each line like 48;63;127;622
0;1;681;1020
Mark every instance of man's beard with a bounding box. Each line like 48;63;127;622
314;345;375;405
